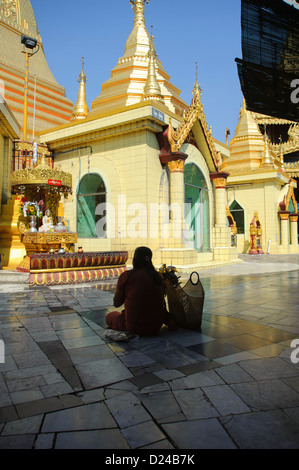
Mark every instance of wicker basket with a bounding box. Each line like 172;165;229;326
165;272;205;330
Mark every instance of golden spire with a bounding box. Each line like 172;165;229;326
130;0;150;26
279;136;285;171
71;58;89;121
261;127;274;168
192;62;202;104
143;26;164;102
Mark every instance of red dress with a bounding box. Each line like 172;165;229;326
106;268;166;336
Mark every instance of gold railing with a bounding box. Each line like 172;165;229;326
13;141;53;170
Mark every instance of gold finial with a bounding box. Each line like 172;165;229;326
192;62;202;102
71;57;89;121
261;127;274;167
279;136;285;170
143;26;164;102
239;96;247;117
130;0;150;25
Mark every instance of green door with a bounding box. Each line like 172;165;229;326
77;174;106;238
184;164;210;252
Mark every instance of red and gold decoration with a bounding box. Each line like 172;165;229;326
249;212;264;254
28;251;128;287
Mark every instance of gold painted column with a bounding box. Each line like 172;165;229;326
290;214;298;246
280;211;290;246
210;172;230;226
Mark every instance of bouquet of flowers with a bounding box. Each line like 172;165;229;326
20;197;44;218
159;264;180;288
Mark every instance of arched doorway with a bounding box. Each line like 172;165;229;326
184;163;210;252
77;173;106;238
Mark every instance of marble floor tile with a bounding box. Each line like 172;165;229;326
221;409;299;449
188;340;242;360
250;327;298;343
121;420;166;449
0;434;35;449
119;350;156;368
162;418;236;449
173;388;220;419
215;351;264;365
170;369;225;389
202;384;251;415
136;390;181;420
231;378;299;410
42;402;116;433
219;334;273;350
75;357;133;389
215;363;255;384
55;429;130;449
2;415;42;436
61;334;104;350
67;344;115;365
238;357;299;381
105;391;152;428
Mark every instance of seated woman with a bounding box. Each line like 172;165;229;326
106;246;167;337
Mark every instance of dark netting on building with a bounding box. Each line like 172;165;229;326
236;0;299;121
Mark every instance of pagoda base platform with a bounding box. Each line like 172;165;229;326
21;251;128;287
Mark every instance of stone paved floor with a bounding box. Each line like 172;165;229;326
0;254;299;450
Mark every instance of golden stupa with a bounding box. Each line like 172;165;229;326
0;0;73;140
90;0;187;117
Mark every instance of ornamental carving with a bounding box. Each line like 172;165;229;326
210;172;229;189
0;0;17;22
212;177;227;189
167;160;185;173
285;161;299;178
269;123;299;156
11;156;72;192
279;183;298;213
15;141;51;158
168;81;220;170
280;212;290;221
130;0;149;26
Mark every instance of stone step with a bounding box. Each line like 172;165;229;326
0;270;29;284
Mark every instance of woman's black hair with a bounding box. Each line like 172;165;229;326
133;246;163;285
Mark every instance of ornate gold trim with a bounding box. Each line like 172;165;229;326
11;155;72;192
269;123;299;156
168;81;221;169
167;160;185;173
280;212;290;221
284;184;298;213
14;141;51;157
285;161;299;178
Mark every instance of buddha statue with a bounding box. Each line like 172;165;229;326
38;210;54;233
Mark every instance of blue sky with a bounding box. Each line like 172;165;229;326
31;0;244;143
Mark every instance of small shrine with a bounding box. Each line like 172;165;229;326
249;212;264;254
11;141;78;271
278;183;299;246
10;141;128;286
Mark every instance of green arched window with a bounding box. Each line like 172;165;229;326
229;201;244;234
184;163;210;252
77;173;106;238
